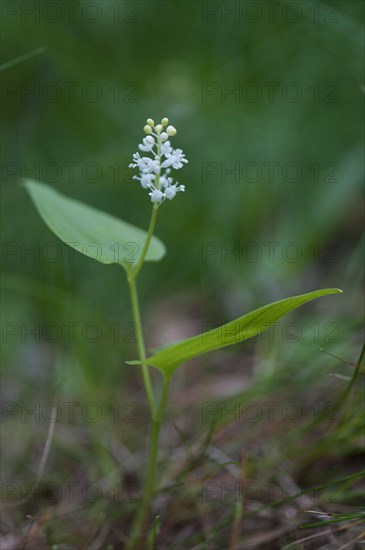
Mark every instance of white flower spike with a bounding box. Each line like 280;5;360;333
129;117;188;205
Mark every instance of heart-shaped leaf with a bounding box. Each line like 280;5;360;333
24;180;166;271
129;289;342;376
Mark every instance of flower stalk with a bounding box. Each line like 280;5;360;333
126;117;188;548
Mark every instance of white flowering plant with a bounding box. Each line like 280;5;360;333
24;117;341;549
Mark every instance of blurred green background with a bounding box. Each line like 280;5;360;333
1;0;364;547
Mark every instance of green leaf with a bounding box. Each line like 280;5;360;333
129;289;342;376
23;180;166;271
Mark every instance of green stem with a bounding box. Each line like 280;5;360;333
141;375;171;519
132;204;159;280
127;201;160;416
126;375;171;549
338;340;365;409
128;276;156;416
316;340;365;425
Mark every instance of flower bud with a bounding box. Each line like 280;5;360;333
160;132;168;142
161;117;169;126
166;125;177;136
155;124;163;133
145;136;155;144
146;118;154;126
144;125;152;134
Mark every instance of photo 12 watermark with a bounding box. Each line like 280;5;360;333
1;479;141;504
1;1;140;24
201;241;340;264
201;2;340;25
1;400;140;424
201;400;340;424
1;161;134;184
1;320;139;344
2;81;140;104
201;161;339;185
201;81;339;103
201;480;342;504
2;240;141;265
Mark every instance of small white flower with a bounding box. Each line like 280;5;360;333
141;174;155;188
164;186;177;200
129;153;144;168
160;140;173;156
138;137;155;152
149;188;164;203
159;174;173;188
130;153;160;174
165;184;185;200
133;173;156;189
161;148;188;170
